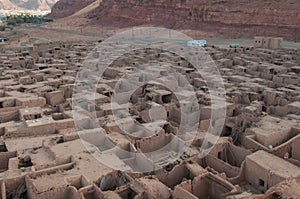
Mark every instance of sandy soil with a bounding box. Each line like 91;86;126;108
1;23;300;49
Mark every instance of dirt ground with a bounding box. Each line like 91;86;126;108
1;23;300;49
1;23;109;48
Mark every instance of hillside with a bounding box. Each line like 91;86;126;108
0;0;58;10
0;0;21;9
48;0;300;40
47;0;96;18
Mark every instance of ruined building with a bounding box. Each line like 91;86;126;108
0;37;299;199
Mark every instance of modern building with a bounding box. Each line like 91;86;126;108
254;36;283;49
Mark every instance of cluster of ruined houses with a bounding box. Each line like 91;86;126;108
0;39;299;199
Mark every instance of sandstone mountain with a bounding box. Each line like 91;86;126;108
0;0;21;9
0;0;58;10
49;0;300;40
47;0;96;18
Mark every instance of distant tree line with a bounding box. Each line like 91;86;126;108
6;14;53;26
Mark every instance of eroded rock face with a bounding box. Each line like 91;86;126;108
88;0;299;25
83;0;300;40
48;0;96;19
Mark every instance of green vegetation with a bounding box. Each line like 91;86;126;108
6;14;53;26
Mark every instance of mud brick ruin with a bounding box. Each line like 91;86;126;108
0;38;299;199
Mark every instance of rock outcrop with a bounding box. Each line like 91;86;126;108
48;0;96;18
49;0;300;40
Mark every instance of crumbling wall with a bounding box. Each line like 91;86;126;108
45;90;65;106
32;161;74;177
228;144;252;166
6;122;56;138
173;184;198;199
0;180;5;199
4;176;27;198
156;163;193;188
15;97;46;107
291;138;300;161
242;135;269;152
65;175;90;190
55;119;75;129
271;134;300;160
0;151;17;171
192;173;237;198
0;107;20;123
203;155;240;178
80;184;103;199
25;176;81;199
137;131;173;153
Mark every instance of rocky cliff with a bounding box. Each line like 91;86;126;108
87;0;299;27
50;0;300;40
48;0;96;18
